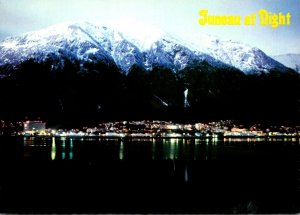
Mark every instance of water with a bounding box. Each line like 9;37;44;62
0;136;299;213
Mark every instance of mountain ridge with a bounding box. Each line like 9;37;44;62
0;21;289;75
272;53;300;72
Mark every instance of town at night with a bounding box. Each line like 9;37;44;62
1;119;300;140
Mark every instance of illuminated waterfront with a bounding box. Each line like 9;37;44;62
2;120;300;139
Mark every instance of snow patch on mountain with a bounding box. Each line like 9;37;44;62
178;33;287;73
104;19;164;51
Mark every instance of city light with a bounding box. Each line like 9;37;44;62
0;119;299;139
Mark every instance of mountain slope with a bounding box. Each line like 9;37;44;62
181;34;288;73
272;54;300;72
0;21;288;75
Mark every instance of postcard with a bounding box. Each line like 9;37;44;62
0;0;299;214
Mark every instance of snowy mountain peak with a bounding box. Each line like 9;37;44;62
103;19;164;51
0;21;289;74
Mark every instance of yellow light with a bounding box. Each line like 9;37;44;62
51;137;56;160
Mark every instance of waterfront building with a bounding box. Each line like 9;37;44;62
23;120;46;135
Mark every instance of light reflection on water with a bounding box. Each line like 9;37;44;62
51;137;56;160
119;140;124;160
23;137;74;160
2;136;298;213
70;138;73;160
22;137;299;161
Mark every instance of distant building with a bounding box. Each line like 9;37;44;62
23;121;46;135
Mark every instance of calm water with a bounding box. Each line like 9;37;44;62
0;136;299;213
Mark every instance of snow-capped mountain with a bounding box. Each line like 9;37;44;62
0;21;288;75
180;33;288;73
272;54;300;73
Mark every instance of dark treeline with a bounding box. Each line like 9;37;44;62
0;59;299;127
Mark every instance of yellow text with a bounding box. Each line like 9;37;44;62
198;10;241;26
258;9;291;28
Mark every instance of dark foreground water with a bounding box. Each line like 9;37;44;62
0;136;299;213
